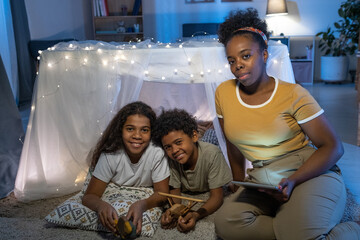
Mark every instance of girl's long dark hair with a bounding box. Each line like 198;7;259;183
90;101;156;167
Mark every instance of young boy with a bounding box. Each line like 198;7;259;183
152;109;232;233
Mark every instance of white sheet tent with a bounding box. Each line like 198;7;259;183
14;39;294;201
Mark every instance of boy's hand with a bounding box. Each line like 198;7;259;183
96;201;118;233
161;209;177;229
176;212;198;233
126;200;146;234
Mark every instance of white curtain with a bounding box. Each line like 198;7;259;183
15;41;151;201
15;39;294;201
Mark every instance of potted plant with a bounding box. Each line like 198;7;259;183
316;0;359;82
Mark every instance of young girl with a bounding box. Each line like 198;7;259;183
214;8;360;240
82;101;170;235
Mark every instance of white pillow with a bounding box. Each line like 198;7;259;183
45;170;163;237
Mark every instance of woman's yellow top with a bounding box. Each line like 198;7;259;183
215;78;323;162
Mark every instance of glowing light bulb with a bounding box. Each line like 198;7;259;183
190;74;194;78
48;63;52;67
161;76;166;80
200;71;204;76
207;69;211;73
131;60;135;64
132;45;136;49
37;56;40;60
144;70;149;76
218;69;222;74
65;55;69;60
97;49;103;54
38;50;42;54
69;44;73;48
179;44;183;48
102;60;108;66
174;69;178;74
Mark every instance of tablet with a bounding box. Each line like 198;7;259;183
231;181;280;191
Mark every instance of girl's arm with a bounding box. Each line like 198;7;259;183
219;118;246;181
82;177;118;232
177;187;223;233
278;114;344;200
126;177;169;234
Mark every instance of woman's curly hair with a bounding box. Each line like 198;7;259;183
91;101;156;167
218;8;269;50
152;109;198;147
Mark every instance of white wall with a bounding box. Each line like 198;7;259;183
24;0;344;42
142;0;343;42
25;0;93;40
24;0;355;80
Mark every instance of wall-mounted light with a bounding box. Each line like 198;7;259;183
266;0;288;16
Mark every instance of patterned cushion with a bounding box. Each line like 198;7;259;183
201;128;219;146
45;170;163;237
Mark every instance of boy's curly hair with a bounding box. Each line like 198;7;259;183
152;109;198;147
218;8;269;50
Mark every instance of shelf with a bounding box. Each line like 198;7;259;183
92;0;143;42
94;15;142;19
96;32;143;35
291;59;312;62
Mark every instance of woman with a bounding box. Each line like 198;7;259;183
214;8;360;240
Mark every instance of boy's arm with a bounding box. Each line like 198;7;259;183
177;187;223;233
170;187;182;204
193;187;223;220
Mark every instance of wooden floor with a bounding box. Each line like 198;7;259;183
304;82;359;202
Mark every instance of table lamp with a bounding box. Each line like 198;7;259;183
266;0;288;16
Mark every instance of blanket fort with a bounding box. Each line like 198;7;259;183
15;39;294;201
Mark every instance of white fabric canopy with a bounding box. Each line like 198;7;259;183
15;39;294;201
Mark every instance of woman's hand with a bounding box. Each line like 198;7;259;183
176;212;198;233
96;201;118;233
160;209;177;229
258;178;296;203
126;199;147;234
277;177;296;201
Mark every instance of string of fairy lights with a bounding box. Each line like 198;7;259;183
21;38;286;190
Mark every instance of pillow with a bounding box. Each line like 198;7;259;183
45;170;163;237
